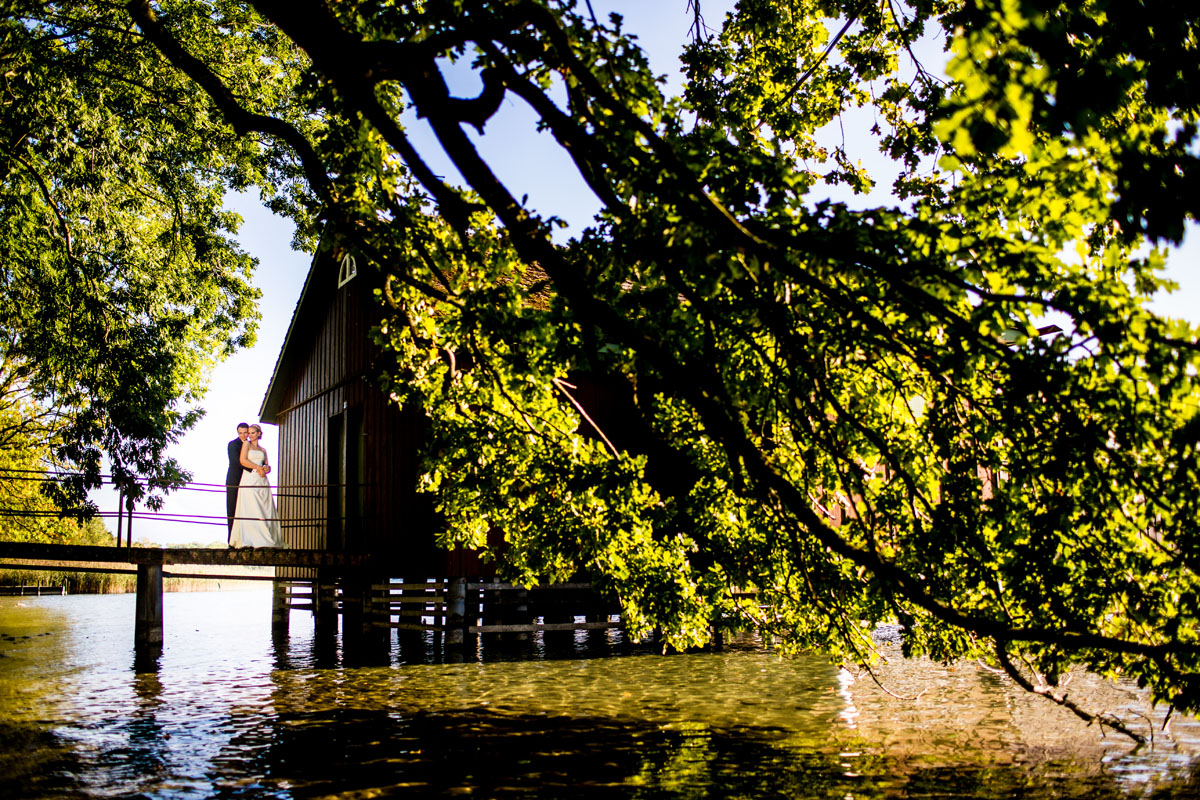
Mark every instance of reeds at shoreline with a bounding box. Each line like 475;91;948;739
0;561;274;594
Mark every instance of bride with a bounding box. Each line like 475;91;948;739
229;424;284;548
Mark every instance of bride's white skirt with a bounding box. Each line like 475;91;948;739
229;472;283;548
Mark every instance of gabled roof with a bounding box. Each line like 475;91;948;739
258;242;335;424
258;244;556;423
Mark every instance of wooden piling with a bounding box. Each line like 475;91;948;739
446;577;467;644
312;569;338;641
134;563;163;650
271;580;289;634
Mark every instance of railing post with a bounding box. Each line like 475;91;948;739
125;496;134;549
115;487;124;547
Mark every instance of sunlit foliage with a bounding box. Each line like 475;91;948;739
8;0;1200;732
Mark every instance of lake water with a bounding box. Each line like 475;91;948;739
2;591;1199;798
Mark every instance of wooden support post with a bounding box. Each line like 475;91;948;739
271;580;289;634
134;562;163;652
354;572;391;662
465;579;480;638
513;587;531;641
313;570;337;640
446;577;467;645
342;574;363;636
482;586;501;629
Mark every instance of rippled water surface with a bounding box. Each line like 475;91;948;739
1;591;1198;798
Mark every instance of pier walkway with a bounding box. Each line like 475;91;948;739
0;541;369;568
0;542;371;653
0;543;626;658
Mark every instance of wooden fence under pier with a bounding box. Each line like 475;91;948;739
275;577;625;642
0;583;67;596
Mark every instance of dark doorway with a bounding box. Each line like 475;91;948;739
328;408;365;552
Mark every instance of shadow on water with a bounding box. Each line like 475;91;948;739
133;646;162;674
6;707;1200;800
204;709;1200;800
0;723;90;800
4;594;1200;799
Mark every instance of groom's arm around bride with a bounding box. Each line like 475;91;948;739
225;422;250;542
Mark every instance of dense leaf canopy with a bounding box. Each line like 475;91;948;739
0;0;304;507
9;0;1200;734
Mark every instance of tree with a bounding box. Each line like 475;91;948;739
0;360;117;543
0;375;78;542
0;0;307;511
14;0;1200;734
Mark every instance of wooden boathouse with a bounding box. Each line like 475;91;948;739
257;243;621;642
258;244;442;569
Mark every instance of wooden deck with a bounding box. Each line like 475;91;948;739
0;541;371;568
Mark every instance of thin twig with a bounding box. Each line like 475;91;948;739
994;641;1146;744
847;661;929;701
552;377;620;458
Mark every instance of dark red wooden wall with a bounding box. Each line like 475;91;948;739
265;250;450;578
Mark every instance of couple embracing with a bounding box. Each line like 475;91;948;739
225;422;284;549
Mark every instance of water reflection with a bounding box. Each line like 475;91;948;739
1;593;1198;799
134;646;163;674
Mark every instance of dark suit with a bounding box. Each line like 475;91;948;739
226;437;250;538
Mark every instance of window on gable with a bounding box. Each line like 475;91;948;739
337;254;357;288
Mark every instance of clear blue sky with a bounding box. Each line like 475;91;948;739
104;1;1197;545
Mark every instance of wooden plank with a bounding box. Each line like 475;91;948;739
467;582;595;591
377;622;445;631
0;563;138;576
160;572;278;582
468;621;623;634
371;582;445;591
2;563;279;583
0;542;373;568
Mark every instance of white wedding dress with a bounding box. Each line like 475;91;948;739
229;448;283;548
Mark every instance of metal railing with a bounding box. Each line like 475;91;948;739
0;466;354;545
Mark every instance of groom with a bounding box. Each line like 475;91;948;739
226;422;251;542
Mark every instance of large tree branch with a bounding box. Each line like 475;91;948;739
129;0;1200;674
503;0;764;245
128;0;454;302
364;28;1200;662
246;0;486;238
11;149;74;258
126;0;332;203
